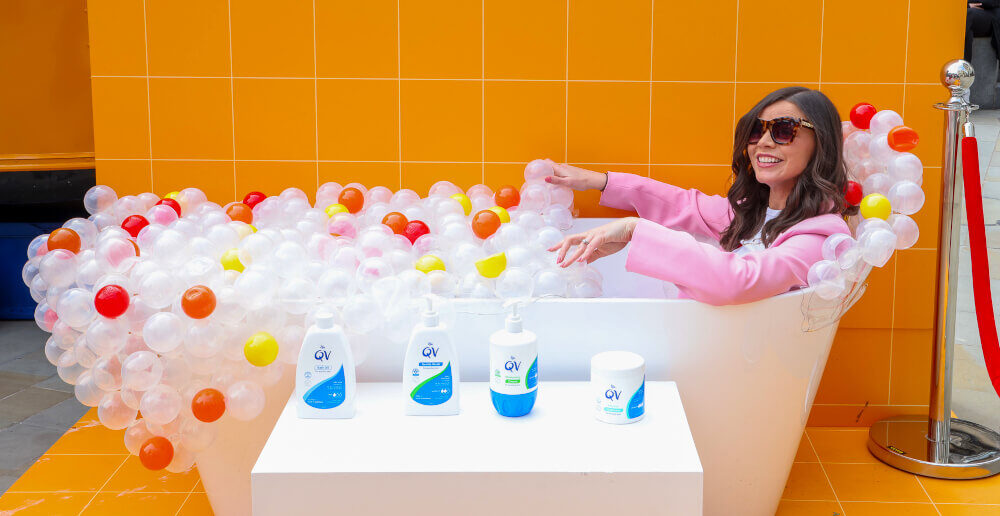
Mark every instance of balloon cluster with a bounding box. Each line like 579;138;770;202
807;103;926;299
20;159;600;472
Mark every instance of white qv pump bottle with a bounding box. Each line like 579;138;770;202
297;312;356;419
403;298;459;415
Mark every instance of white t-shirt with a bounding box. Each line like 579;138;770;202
733;208;781;256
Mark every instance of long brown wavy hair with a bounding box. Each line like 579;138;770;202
719;87;857;251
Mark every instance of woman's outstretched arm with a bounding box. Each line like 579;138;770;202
624;218;833;306
598;172;733;240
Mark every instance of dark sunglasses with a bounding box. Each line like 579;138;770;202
749;117;815;145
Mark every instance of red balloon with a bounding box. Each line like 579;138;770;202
94;285;130;319
402;220;430;244
139;436;174;470
382;212;408;235
849;103;877;130
121;215;150;238
338;187;365;214
181;285;216;319
192;388;226;423
494;185;520;209
243;191;267;209
472;210;502;239
155;198;181;216
845;181;863;206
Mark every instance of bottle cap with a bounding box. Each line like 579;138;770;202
422;297;439;327
314;311;336;329
505;302;523;333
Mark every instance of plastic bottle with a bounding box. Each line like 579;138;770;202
296;311;356;419
489;303;538;417
403;298;460;415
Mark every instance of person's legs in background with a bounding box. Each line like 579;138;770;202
967;6;996;61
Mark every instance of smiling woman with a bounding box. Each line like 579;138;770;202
546;87;857;306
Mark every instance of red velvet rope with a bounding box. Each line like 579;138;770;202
960;136;1000;398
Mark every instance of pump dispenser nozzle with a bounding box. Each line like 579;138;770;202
505;302;523;333
422;297;439;327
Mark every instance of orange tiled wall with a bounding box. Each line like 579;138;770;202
86;0;964;426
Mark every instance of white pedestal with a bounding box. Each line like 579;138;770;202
252;381;702;516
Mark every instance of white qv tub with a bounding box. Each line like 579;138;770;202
195;218;841;516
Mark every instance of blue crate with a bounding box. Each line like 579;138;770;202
1;223;62;319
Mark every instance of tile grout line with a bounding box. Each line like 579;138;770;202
732;0;739;135
901;0;911;117
76;455;129;515
312;0;319;193
227;0;237;201
141;0;153;191
481;0;485;184
397;0;402;190
803;431;847;516
174;479;202;516
89;75;942;86
913;476;943;515
564;0;569;164
647;0;654;179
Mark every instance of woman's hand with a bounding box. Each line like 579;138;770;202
548;217;639;267
543;162;609;191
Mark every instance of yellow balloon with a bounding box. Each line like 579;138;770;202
232;222;253;239
221;248;245;272
475;252;507;279
488;206;510;223
244;332;279;367
248;224;257;233
859;193;892;220
325;204;349;217
450;193;472;216
415;254;446;274
164;191;180;200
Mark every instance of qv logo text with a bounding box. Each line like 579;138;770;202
314;349;331;361
505;359;521;372
605;385;621;401
422;345;439;358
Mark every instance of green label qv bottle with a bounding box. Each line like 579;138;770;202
489;304;537;417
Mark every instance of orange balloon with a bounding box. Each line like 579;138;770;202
472;210;502;239
192;388;226;423
494;185;520;209
226;202;253;224
139;436;174;470
382;212;408;234
47;228;81;254
338;187;365;214
181;285;216;319
887;126;919;152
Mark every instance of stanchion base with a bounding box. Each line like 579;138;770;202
868;415;1000;479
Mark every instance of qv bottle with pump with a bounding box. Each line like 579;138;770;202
403;298;459;415
296;312;356;419
489;303;537;417
591;351;645;424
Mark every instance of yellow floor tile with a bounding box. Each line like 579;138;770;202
806;427;878;464
176;492;215;515
45;419;128;454
937;504;1000;515
795;432;818;462
775;499;843;515
919;474;1000;504
101;456;201;493
824;463;932;503
782;462;837;501
6;454;127;493
840;501;940;515
0;492;92;515
81;492;188;515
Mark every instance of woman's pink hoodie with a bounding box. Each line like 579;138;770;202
599;171;850;306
